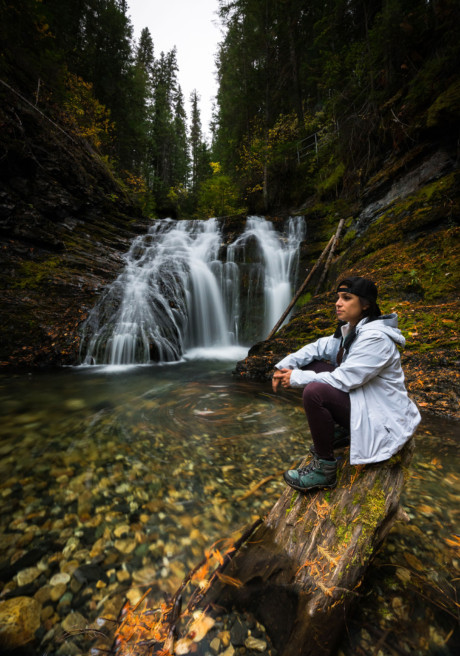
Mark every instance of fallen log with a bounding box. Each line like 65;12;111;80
109;439;414;656
189;439;414;656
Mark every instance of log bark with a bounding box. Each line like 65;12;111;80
192;439;414;656
314;217;345;295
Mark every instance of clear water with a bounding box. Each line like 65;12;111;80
0;364;458;655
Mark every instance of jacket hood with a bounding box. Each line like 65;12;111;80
359;313;406;347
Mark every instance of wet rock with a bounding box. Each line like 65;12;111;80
116;569;131;583
61;610;87;633
113;523;131;538
50;582;67;602
245;636;267;651
34;585;52;605
114;538;137;554
73;564;107;585
57;591;73;612
210;636;221;652
41;604;55;621
0;596;41;647
50;572;71;586
16;566;41;586
230;615;247;646
56;641;82;655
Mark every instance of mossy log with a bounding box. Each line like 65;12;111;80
191;439;414;656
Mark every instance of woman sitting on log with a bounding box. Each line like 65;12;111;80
272;276;421;493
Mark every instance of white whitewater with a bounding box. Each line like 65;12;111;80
80;216;305;365
228;216;306;337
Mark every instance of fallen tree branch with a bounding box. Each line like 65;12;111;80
235;471;284;501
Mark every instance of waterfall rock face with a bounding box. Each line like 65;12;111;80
80;216;305;365
0;86;150;367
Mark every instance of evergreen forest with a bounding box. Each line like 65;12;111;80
2;0;459;218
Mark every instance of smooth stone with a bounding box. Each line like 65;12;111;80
116;569;131;583
114;538;137;554
245;636;267;651
113;524;131;538
17;566;41;586
218;630;231;647
60;559;80;576
134;543;149;558
57;592;73;610
56;640;82;655
73;564;107;584
50;572;71;586
41;605;55;621
126;588;143;606
70;578;83;594
34;585;52;604
210;637;221;652
61;611;87;633
230;616;247;646
219;646;235;656
90;537;109;558
50;583;67;602
0;596;41;647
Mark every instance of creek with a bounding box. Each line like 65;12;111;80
0;364;458;656
0;215;458;656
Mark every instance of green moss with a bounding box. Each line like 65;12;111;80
13;257;62;289
426;79;460;128
341;228;356;249
345;171;458;263
295;291;312;308
359;481;386;538
286;490;299;516
316;162;345;197
331;479;386;554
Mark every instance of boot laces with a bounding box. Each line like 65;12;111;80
297;456;320;476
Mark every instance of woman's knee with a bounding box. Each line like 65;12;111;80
303;381;330;406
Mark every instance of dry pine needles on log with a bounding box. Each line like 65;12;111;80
112;439;414;656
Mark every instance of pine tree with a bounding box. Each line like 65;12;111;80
189;90;203;194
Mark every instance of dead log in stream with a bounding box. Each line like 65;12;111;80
111;440;414;656
189;439;414;656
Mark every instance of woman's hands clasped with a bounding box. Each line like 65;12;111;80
272;368;293;392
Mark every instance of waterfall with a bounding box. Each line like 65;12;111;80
227;216;306;338
80;216;305;365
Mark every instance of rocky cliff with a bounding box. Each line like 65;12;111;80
0;83;149;367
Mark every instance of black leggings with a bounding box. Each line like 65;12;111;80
301;362;351;460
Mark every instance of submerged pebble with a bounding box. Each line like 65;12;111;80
0;370;457;656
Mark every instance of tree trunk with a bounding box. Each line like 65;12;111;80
112;441;414;656
193;439;414;656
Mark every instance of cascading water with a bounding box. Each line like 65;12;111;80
227;216;306;338
80;216;305;365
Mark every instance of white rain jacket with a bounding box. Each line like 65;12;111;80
275;314;421;464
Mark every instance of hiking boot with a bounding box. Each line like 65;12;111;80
309;426;350;457
283;457;337;492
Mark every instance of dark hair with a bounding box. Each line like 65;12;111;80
358;296;381;323
335;292;382;355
